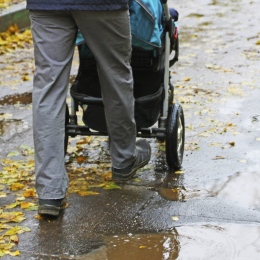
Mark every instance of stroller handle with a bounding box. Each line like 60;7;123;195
162;0;171;22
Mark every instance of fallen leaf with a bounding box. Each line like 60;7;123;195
7;151;20;157
9;183;25;191
5;201;20;209
239;160;247;163
175;170;184;174
10;235;19;244
172;216;179;221
102;171;112;181
34;214;44;220
103;182;121;190
76;156;85;164
20;202;36;209
213;156;226;160
22;189;36;198
77;191;99;196
0;212;26;223
0;192;6;198
21;75;30;81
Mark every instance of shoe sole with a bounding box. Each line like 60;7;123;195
38;205;60;216
112;156;150;181
38;198;67;217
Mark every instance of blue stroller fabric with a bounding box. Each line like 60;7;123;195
75;1;180;50
76;0;164;50
129;0;163;50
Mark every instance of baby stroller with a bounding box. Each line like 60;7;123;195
65;0;185;170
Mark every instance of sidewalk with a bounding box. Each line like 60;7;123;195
1;0;260;259
0;1;30;32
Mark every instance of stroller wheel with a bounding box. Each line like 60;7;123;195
166;103;185;169
64;104;69;156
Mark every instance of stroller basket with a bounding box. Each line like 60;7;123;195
70;65;164;132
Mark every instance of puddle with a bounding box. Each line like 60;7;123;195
211;171;260;210
156;187;213;202
78;224;260;260
0;92;32;106
0;119;29;139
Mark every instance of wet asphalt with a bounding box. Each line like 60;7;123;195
0;0;260;259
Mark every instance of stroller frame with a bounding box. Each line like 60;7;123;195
65;0;185;169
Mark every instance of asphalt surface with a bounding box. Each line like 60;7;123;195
0;0;260;259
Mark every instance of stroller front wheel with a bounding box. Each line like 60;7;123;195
166;103;185;169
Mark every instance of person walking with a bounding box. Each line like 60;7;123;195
26;0;151;217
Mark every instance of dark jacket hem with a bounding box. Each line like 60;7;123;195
26;3;128;11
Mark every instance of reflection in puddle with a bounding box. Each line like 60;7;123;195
177;224;260;260
0;92;32;106
211;171;260;209
81;224;260;260
156;187;213;202
81;232;179;260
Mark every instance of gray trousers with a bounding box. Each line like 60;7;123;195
29;10;136;199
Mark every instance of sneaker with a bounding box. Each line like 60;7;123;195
112;139;151;181
38;197;67;217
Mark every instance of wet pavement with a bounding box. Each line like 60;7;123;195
0;0;260;259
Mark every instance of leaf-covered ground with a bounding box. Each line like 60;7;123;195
0;0;24;10
1;0;260;255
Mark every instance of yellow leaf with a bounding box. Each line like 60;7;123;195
184;77;191;82
172;216;179;221
9;183;25;191
175;170;184;174
34;214;45;220
22;189;36;198
15;196;25;201
20;202;36;209
0;212;26;223
0;113;12;120
4;226;30;236
102;171;112;181
8;250;20;256
103;182;121;190
10;235;19;244
0;224;12;230
7;151;20;157
139;246;147;249
76;136;92;144
0;192;6;198
21;75;30;81
5;201;20;209
77;191;99;196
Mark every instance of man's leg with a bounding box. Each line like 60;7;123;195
30;11;77;201
73;10;137;169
